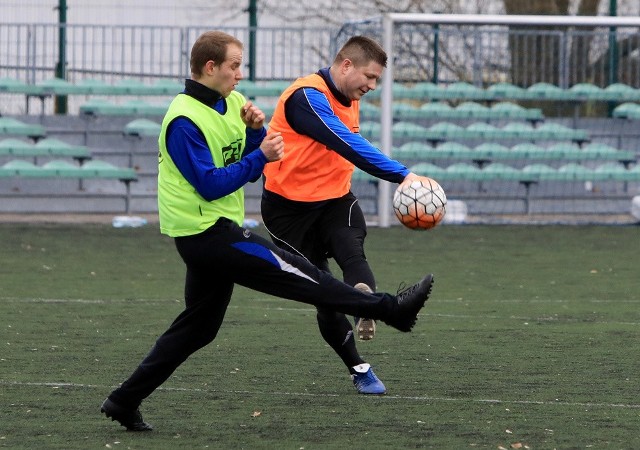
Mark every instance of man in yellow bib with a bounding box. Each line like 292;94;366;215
100;31;433;431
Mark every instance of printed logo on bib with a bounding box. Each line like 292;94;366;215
222;138;244;166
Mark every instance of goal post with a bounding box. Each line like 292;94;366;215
376;13;640;227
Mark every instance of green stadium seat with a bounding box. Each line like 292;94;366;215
482;162;527;181
392;103;422;120
426;122;464;138
490;102;544;122
238;80;290;97
390;83;417;100
410;82;440;99
567;83;605;101
466;122;500;138
74;78;123;95
41;159;83;177
624;164;640;180
419;102;454;118
612;102;640;119
123;119;161;137
0;117;46;140
453;102;489;118
0;77;44;95
526;82;568;100
35;138;92;161
392;121;429;139
546;142;584;158
580;143;634;161
80;160;138;180
126;99;171;115
445;162;485;180
473;143;511;159
113;78;161;95
554;162;594;181
522;163;557;180
442;82;487;100
0;138;33;154
358;121;379;140
536;123;589;142
408;162;447;179
486;82;527;100
80;99;137;116
435;142;476;159
393;142;434;159
591;162;638;181
152;79;183;95
359;102;380;120
0;159;43;177
602;83;640;102
36;78;84;95
509;143;550;159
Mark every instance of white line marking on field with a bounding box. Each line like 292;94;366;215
2;380;639;409
3;297;640;325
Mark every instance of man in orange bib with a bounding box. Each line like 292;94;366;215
262;36;430;395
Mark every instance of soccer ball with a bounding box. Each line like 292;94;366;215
393;177;447;230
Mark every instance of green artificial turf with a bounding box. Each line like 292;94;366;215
1;223;638;449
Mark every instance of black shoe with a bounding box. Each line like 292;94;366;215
101;398;153;431
383;274;433;332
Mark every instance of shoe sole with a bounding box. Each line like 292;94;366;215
354;283;376;340
356;317;376;340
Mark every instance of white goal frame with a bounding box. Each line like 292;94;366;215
377;13;640;227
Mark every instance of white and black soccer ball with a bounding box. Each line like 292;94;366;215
393;177;447;230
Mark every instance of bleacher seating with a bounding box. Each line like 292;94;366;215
0;117;47;140
359;120;590;144
360;101;543;123
1;75;638;218
0;138;92;163
391;142;635;165
80;99;170;117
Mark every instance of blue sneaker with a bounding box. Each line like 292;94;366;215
351;363;386;395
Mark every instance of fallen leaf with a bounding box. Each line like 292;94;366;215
251;410;261;417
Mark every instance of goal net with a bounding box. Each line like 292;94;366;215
340;14;640;225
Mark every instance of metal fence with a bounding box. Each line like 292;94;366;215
3;18;640;89
0;23;336;83
338;15;640;88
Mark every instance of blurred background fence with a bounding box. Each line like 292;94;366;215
2;18;640;114
1;13;639;223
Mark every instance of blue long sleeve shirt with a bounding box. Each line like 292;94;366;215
165;80;267;202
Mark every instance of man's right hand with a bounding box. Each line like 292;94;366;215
261;132;284;162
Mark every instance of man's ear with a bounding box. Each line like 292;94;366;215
204;60;216;75
341;58;353;74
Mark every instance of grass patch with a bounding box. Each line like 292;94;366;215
1;223;639;449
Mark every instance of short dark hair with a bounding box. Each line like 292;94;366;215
334;35;387;68
190;31;243;77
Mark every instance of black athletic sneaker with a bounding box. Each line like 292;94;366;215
382;274;434;332
101;398;153;431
